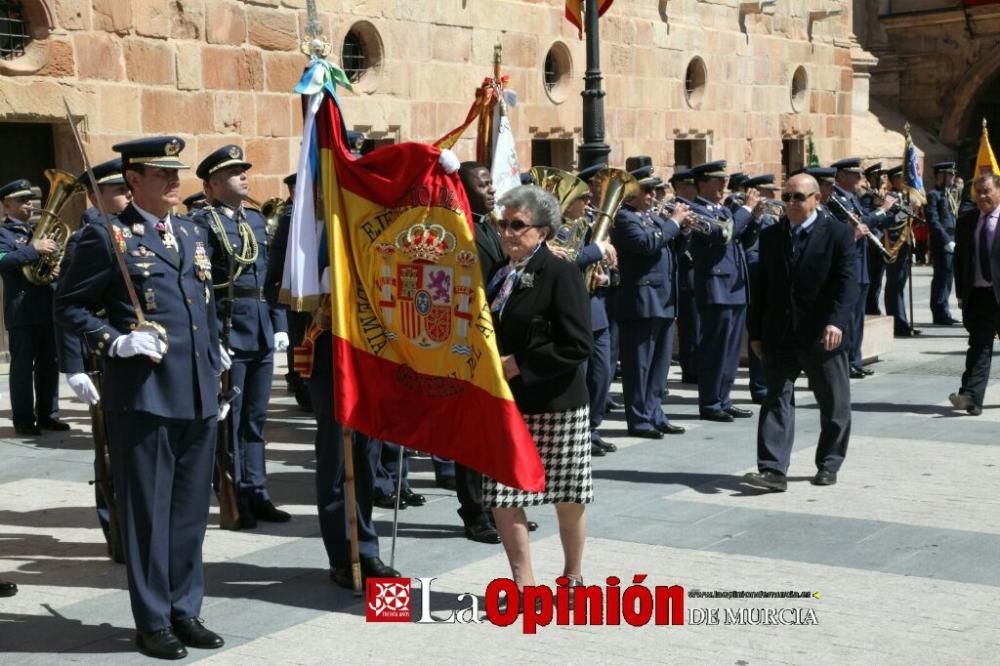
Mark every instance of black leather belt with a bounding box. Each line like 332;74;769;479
218;286;265;300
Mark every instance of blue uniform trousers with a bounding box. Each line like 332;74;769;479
8;323;59;426
866;254;886;315
586;325;611;439
228;349;274;495
372;440;411;498
885;246;911;334
697;305;746;413
106;411;215;633
620;317;675;432
930;251;955;321
850;283;869;368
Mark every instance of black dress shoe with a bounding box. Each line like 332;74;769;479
0;581;17;597
136;629;187;660
724;406;753;418
236;494;257;530
401;489;426;507
172;618;224;649
590;443;606;457
250;495;291;522
627;428;663;440
743;470;787;492
436;477;457;491
592;434;617;452
849;366;866;379
933;317;959;326
700;410;734;423
967;405;983;416
655;422;686;435
38;419;71;431
894;329;923;338
861;367;874;376
14;424;41;436
464;521;501;544
811;470;838;486
373;494;406;509
362;556;401;578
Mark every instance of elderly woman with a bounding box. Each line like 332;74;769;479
483;184;594;597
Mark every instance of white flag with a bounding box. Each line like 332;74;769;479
490;102;521;202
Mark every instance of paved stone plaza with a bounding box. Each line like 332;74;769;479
1;267;997;664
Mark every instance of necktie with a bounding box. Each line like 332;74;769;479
979;215;993;283
791;226;806;261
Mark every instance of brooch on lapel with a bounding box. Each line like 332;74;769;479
519;272;535;290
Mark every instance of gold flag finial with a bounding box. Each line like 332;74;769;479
301;0;330;58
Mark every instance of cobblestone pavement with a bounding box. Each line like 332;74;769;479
1;267;997;664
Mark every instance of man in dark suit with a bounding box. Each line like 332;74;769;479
926;161;961;325
0;178;66;436
745;173;858;491
948;174;1000;416
54;136;226;659
194;145;291;530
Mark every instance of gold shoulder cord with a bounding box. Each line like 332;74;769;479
205;205;259;288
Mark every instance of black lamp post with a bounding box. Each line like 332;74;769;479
577;0;611;171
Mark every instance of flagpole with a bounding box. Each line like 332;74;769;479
578;0;611;171
390;445;404;569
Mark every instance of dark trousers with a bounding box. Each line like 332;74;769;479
959;287;1000;409
8;323;59;426
372;440;410;498
620;316;675;432
850;283;870;368
746;263;766;400
454;462;489;526
756;347;851;475
885;246;911;334
677;285;700;380
229;349;274;495
285;310;312;406
106;411;216;633
866;253;886;315
697;304;745;413
586;326;611;438
309;335;379;568
930;250;955;321
607;319;620;382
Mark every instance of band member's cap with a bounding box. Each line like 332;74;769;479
182;192;208;210
932;161;957;174
0;179;34;200
728;172;749;190
576;162;606;182
886;165;904;178
196;144;252;180
283;172;297;187
863;162;883;177
669;169;694;185
830;158;863;174
806;167;836;183
77;158;125;188
691;160;728;180
624;155;653;174
112;136;189;170
745;174;777;189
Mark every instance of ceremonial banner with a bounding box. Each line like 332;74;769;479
973;119;1000;177
902;123;926;207
286;60;544;492
490;101;521;201
566;0;616;39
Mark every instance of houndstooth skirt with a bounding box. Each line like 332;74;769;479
483;405;594;508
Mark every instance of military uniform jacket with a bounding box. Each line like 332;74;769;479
574;233;610;332
194;205;286;354
56;210;101;375
688;198;752;307
926;186;958;253
0;218;54;330
54;203;221;420
610;204;682;320
829;185;886;285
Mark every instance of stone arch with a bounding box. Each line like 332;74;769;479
940;42;1000;146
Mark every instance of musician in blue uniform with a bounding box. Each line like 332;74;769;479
194;145;291;530
884;165;921;337
182;192;207;214
828;158;895;378
723;172;749;209
0;178;66;436
926;161;961;325
54;136;226;660
689;161;760;422
611;158;688;438
671;169;700;385
742;174;780;403
860;162;887;315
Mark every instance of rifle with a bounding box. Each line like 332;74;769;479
215;254;241;529
87;352;125;563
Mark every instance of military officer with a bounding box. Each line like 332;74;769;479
860;163;888;315
0;178;66;436
743;174;780;403
194;145;291;530
54;136;226;659
829;158;895;378
807;167;837;204
884;165;921;337
724;172;750;209
926;161;961;325
671;169;700;385
612;158;688;438
689;160;760;422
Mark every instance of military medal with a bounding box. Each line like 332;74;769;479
132;223;144;236
144;288;158;311
194;241;211;281
112;226;126;252
121;227;133;239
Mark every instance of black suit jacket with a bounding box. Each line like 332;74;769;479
953;206;1000;305
749;211;858;353
494;244;592;414
474;214;505;284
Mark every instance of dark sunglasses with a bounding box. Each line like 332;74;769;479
498;218;542;232
781;191;816;203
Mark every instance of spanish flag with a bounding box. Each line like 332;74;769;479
973;118;1000;177
284;60;544;492
566;0;615;39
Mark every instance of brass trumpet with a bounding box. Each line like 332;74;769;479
653;197;734;242
22;169;85;286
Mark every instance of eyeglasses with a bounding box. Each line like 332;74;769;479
781;191;816;203
498;218;542;232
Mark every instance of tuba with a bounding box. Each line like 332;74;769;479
584;168;639;292
22;169;85;286
245;196;287;243
531;166;592;262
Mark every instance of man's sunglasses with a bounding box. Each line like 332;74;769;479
498;218;542;232
781;191;816;203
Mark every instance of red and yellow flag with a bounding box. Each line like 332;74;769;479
566;0;615;39
973;118;1000;177
289;62;544;491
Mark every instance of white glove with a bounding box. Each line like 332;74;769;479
110;330;165;362
66;372;100;405
220;345;232;371
438;149;460;175
274;331;290;352
945;241;956;253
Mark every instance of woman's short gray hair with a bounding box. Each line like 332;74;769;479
498;185;562;236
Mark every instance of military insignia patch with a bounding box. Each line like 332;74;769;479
228;146;241;159
165;140;180;156
132;223;144;236
144;288;157;311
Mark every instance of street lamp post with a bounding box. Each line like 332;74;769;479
577;0;611;171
